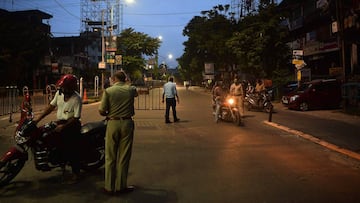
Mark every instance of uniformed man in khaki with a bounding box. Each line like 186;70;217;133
229;78;245;117
99;71;138;195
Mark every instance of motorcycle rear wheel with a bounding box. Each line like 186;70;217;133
80;146;105;171
0;158;25;187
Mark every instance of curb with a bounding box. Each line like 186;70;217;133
264;120;360;161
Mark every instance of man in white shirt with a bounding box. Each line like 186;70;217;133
162;77;180;123
34;74;82;184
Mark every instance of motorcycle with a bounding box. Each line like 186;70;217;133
245;90;273;113
0;109;106;187
215;95;242;126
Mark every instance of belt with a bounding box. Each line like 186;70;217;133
107;116;132;120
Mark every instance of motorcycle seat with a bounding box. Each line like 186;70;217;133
81;121;106;134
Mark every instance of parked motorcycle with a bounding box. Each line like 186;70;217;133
215;95;242;126
245;90;273;113
0;110;106;187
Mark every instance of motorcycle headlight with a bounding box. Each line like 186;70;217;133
227;98;235;105
290;95;299;103
15;130;30;144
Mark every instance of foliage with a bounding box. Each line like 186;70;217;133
178;3;292;85
178;5;237;82
227;4;291;79
116;28;160;81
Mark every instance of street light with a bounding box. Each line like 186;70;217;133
125;0;135;4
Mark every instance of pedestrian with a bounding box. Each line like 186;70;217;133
162;77;180;123
255;79;266;106
229;78;245;117
98;70;138;195
34;74;82;184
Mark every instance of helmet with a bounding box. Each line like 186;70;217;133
56;74;78;92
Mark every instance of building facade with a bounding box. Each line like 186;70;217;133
280;0;360;82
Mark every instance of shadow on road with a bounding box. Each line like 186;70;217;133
0;168;178;203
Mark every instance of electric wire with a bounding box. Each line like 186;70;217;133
53;0;80;20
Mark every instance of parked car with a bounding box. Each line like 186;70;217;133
282;79;342;111
281;81;298;104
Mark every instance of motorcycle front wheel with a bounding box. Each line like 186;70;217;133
0;158;25;187
232;111;242;126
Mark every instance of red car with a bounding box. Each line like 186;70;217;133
282;79;342;111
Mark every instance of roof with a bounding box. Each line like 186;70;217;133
0;9;52;19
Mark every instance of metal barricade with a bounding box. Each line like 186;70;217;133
0;86;20;116
46;84;57;104
134;86;165;110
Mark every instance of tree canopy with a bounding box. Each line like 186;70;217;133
178;3;291;85
116;28;160;81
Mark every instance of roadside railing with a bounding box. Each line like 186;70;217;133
0;81;166;119
0;86;20;117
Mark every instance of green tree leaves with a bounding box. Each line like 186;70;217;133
116;28;160;80
178;3;291;84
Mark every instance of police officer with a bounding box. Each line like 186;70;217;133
229;78;245;118
99;71;138;195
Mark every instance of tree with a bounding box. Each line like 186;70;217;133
226;3;291;79
178;5;237;83
179;3;291;85
116;28;160;81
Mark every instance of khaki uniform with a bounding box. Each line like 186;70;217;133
230;82;244;117
99;82;137;192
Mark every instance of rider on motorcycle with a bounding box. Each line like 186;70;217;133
34;74;82;184
212;81;226;122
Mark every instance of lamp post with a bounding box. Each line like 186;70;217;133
154;35;162;80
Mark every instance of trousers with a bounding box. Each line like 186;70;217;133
104;119;134;191
165;98;177;121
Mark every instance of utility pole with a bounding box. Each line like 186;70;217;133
101;9;105;91
336;0;346;80
110;5;114;78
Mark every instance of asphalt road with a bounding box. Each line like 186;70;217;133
1;87;360;203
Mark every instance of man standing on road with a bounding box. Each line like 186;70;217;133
162;77;180;123
99;71;138;195
34;74;82;184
